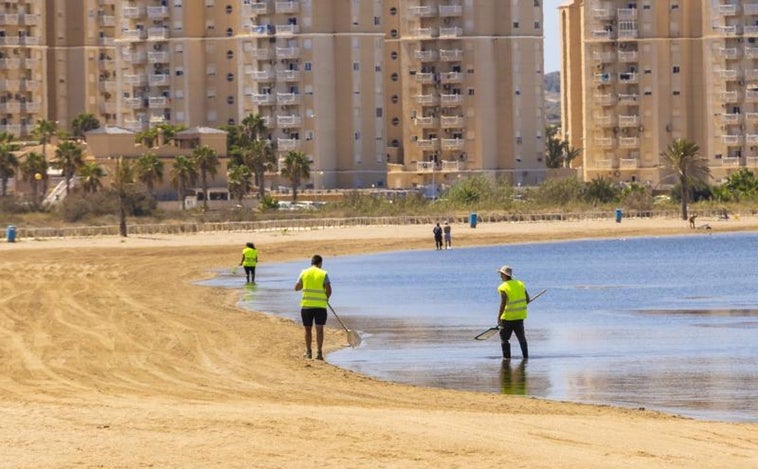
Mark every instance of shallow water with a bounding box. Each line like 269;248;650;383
202;232;758;422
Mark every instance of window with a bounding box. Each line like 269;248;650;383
389;7;397;15
390;29;398;38
226;73;234;82
353;62;360;71
226;50;233;59
673;66;680;73
534;22;540;29
391;73;398;81
227;96;234;104
304;62;312;71
673;90;680;95
513;22;519;28
225;5;232;13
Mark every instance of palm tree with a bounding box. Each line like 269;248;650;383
563;145;582;169
31;119;58;161
545;125;565;169
244;138;276;200
227;163;252;205
78;161;106;193
0;141;19;196
135;151;164;195
71;113;101;139
191;145;220;210
280;151;311;202
20;151;47;207
241;113;267;141
112;156;136;237
170;155;198;210
52;140;84;195
661;138;711;220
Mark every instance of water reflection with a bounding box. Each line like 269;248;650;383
500;359;528;395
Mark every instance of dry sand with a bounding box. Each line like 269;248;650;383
1;214;757;468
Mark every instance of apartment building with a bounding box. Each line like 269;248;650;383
560;0;758;187
1;1;545;190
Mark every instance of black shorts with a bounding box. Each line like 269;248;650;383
301;307;327;327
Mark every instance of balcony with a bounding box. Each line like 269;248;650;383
276;92;301;105
722;113;741;124
124;120;146;132
716;4;738;16
414;116;437;127
618;27;639;39
416;138;439;150
148;27;169;40
747;156;758;166
618;115;639;127
147;6;169;19
592;30;614;40
746;4;758;15
276;47;300;59
746;90;758;102
594;137;614;148
277;115;302;127
416;72;434;83
0;13;19;24
245;2;269;15
412;28;434;38
720;47;740;59
746;47;758;59
619;137;639;148
249;70;272;81
721;90;739;102
123;51;147;64
122;6;143;19
148;51;170;63
594;158;614;169
0;102;20;113
619;158;639;169
593;113;614;126
415;50;437;61
100;81;117;93
408;5;434;17
593;51;615;63
120;29;145;42
441;160;464;171
123;97;143;109
593;93;613;106
148;96;170;108
416;161;436;172
277;69;301;81
23;101;41;113
717;69;738;80
439;5;463;17
747;25;758;35
277;138;301;151
440;71;463;84
0;37;20;45
745;69;758;80
440;94;464;105
440;49;463;61
275;1;300;14
100;37;115;46
595;72;613;84
619;93;639;104
617;50;638;62
722;135;741;145
275;24;299;36
0;58;21;69
100;102;117;114
746;112;758;122
0;79;20;91
714;25;738;36
746;134;758;145
99;15;115;27
440;116;464;127
250;47;271;60
244;23;272;36
617;8;638;20
618;72;638;83
124;74;147;86
441;138;465;150
439;27;463;38
592;9;613;20
721;157;741;166
251;93;275;105
415;94;438;105
149;74;170;86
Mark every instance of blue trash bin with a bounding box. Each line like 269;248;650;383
6;225;16;242
615;209;623;223
469;213;477;228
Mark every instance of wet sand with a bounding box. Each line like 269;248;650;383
1;215;757;468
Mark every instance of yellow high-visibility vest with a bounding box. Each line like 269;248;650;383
498;279;528;321
242;247;258;266
299;266;328;308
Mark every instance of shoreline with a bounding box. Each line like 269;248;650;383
1;216;757;468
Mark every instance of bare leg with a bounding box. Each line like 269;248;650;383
303;326;312;358
315;325;324;359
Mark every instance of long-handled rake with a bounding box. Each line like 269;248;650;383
327;303;362;348
474;289;547;341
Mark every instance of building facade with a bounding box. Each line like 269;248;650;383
560;0;758;187
1;0;545;190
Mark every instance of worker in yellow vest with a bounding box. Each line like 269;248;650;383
239;242;258;283
294;254;332;360
496;265;530;360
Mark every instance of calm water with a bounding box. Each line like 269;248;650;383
202;232;758;422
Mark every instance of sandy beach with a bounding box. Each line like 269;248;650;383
1;214;757;468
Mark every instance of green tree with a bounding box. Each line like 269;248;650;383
20;151;47;208
135;151;164;195
191;145;220;210
227;163;252;205
0;141;20;196
661;138;711;220
584;177;620;204
229;113;274;199
78;161;106;193
71;113;101;139
170;155;198;210
245;139;276;200
721;168;758;201
280;151;311;202
112;156;136;237
545;125;565;169
52;140;85;195
31;119;58;195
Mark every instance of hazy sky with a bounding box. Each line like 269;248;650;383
544;0;563;73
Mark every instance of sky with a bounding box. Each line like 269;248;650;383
543;0;563;73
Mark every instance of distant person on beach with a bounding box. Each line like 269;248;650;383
433;223;443;250
689;214;697;229
295;254;332;360
443;221;452;249
496;265;530;360
239;242;258;283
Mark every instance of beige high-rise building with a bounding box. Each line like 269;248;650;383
560;0;758;186
2;0;545;190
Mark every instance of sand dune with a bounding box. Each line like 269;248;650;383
1;215;756;468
